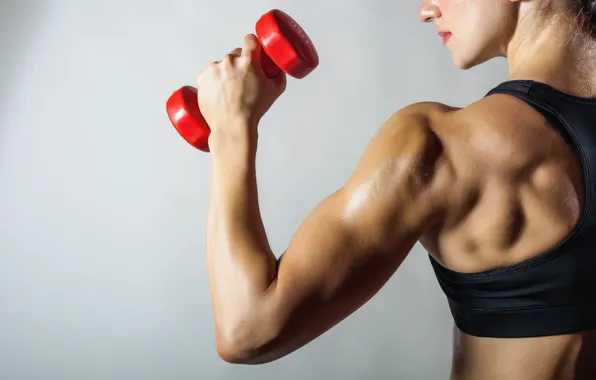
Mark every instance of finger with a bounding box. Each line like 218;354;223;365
210;47;241;66
228;47;242;56
240;34;264;75
241;34;261;57
218;48;242;71
208;60;221;67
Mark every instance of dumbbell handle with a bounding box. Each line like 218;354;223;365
260;48;283;78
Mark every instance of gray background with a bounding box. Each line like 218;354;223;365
0;0;509;379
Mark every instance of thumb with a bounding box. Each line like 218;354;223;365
243;33;285;90
242;34;263;67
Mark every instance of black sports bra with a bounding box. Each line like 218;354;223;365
429;80;596;338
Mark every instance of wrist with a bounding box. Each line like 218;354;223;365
209;118;257;150
208;120;258;157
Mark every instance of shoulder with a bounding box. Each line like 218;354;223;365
391;96;566;172
337;102;460;232
366;102;458;158
351;102;456;174
391;96;545;144
341;95;563;223
339;92;571;208
365;96;549;169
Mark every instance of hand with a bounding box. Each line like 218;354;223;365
196;34;287;140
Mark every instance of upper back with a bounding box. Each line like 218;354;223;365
420;79;596;339
423;82;585;274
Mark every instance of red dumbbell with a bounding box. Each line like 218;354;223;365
166;9;319;152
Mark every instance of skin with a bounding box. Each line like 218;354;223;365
196;1;596;378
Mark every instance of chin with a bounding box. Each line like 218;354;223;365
451;55;476;70
452;51;496;71
452;57;474;70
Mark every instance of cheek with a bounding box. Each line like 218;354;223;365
453;0;487;21
451;2;485;38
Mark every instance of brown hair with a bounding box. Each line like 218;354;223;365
578;0;596;36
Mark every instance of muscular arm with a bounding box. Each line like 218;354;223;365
206;105;453;364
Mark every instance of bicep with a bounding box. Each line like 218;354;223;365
251;192;412;363
266;191;416;351
258;112;448;360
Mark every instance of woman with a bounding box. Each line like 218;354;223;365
195;1;596;379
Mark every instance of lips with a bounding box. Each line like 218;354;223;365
439;31;452;44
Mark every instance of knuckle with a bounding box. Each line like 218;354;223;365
223;54;235;65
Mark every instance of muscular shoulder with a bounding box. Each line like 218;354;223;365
337;102;458;237
348;101;456;182
399;97;551;155
366;101;458;156
352;97;555;195
341;96;576;234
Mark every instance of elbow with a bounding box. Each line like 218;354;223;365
214;319;279;365
216;342;257;365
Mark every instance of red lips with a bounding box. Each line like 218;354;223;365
439;31;452;44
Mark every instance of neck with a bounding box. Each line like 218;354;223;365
506;13;596;98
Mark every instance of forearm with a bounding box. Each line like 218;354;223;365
206;127;278;338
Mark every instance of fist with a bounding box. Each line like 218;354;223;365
196;34;287;136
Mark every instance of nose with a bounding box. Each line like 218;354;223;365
419;1;442;22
